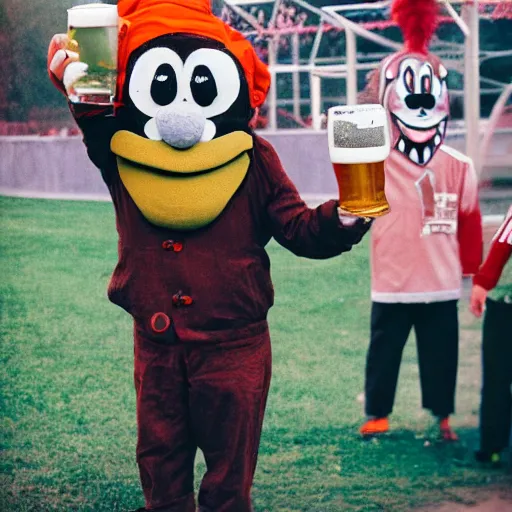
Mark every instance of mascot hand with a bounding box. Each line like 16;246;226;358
48;34;88;97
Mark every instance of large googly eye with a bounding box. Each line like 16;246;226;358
151;63;178;106
128;47;183;118
191;65;218;107
404;66;415;94
183;49;241;119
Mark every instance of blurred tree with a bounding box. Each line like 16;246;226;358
2;0;77;121
0;2;11;119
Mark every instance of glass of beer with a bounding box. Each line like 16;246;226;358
67;3;118;105
327;104;391;217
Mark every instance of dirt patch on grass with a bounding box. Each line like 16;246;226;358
420;485;512;511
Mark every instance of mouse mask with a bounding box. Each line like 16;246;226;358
363;0;449;166
111;0;270;230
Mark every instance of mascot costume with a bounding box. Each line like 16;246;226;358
47;1;371;510
358;0;483;439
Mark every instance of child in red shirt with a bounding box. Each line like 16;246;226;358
470;205;512;467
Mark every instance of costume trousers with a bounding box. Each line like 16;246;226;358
479;298;512;454
134;325;272;512
365;301;459;418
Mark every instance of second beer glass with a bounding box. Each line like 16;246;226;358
327;104;391;217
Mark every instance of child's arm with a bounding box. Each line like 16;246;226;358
470;207;512;317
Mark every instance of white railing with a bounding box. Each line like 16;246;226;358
226;0;512;175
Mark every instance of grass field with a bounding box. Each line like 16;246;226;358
1;196;511;512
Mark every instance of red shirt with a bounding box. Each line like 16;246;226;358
473;206;512;291
76;113;371;343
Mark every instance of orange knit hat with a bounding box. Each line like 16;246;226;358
116;0;270;109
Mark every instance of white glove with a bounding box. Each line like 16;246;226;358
63;61;89;96
49;48;88;97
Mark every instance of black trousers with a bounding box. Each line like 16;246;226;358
479;298;512;454
365;300;459;418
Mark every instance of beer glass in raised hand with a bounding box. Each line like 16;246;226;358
66;3;118;105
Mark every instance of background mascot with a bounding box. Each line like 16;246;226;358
358;0;483;441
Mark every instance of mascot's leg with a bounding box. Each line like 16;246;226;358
134;327;197;512
361;302;413;436
413;300;459;441
476;298;512;467
188;331;272;512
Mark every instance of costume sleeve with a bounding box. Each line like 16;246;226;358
69;103;118;184
254;136;372;259
473;206;512;290
458;159;483;275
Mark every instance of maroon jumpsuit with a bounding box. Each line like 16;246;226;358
75;110;371;511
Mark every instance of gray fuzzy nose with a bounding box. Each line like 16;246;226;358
155;102;206;149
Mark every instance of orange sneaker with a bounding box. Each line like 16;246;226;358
359;417;389;437
439;417;458;441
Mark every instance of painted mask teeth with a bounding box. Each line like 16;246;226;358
409;147;420;164
397;137;437;165
423;145;432;163
396;118;447;166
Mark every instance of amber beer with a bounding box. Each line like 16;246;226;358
328;104;391;217
67;3;118;105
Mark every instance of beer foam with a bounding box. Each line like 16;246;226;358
68;3;118;28
327;104;391;164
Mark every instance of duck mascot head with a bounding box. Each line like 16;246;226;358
361;0;449;166
111;0;270;230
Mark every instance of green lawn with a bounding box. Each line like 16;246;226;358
1;196;511;512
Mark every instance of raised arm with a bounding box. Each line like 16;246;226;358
47;34;117;181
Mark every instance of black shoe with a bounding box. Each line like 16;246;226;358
474;450;502;468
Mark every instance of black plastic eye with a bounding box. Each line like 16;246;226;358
151;63;178;106
190;65;218;107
